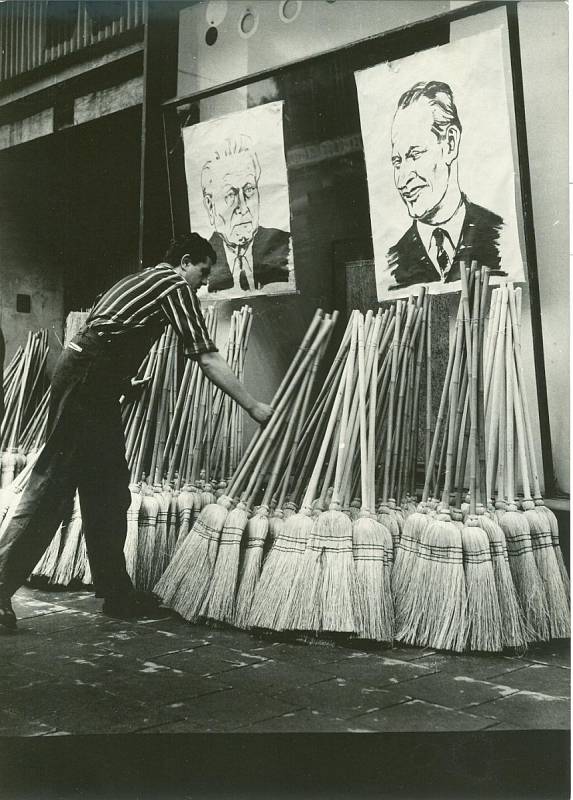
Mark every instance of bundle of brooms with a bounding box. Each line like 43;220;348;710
246;298;428;641
154;309;338;622
1;329;50;488
394;265;569;653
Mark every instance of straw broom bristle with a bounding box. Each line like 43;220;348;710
200;502;249;624
535;502;570;601
282;500;298;519
151;485;172;586
391;509;431;629
124;484;142;581
154;496;232;621
462;517;503;652
33;520;66;579
248;510;313;631
523;504;570;639
284;506;363;634
476;513;530;649
174;484;195;545
166;489;180;564
233;506;269;629
377;503;401;550
352;513;394;642
51;496;83;586
135;488;160;592
499;504;550;642
397;513;467;652
268;508;285;542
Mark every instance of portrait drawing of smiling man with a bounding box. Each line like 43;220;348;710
387;80;507;290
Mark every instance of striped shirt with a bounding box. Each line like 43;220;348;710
84;263;217;378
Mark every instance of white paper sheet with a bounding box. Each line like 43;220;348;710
183;101;296;301
355;28;526;301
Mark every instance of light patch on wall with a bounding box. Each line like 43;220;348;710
74;76;143;126
0;108;54;151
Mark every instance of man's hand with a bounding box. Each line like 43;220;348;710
249;402;274;426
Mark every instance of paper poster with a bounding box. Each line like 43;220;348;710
355;28;526;301
183;101;296;300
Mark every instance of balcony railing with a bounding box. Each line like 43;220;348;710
0;0;145;83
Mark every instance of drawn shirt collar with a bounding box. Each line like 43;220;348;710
222;240;255;291
416;201;467;279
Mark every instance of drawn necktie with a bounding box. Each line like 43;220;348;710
432;227;451;279
237;251;250;291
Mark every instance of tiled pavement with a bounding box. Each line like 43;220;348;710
0;585;569;736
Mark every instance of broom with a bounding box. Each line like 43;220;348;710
283;312;363;636
251;315;352;632
156;310;329;620
459;266;502;652
474;272;529;650
507;288;570;603
200;313;336;625
233;329;327;629
506;297;569;639
498;294;550;642
352;311;394;642
396;288;467;652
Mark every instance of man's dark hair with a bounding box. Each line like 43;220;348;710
163;233;217;267
396;80;462;140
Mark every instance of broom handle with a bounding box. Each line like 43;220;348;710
331;311;358;506
484;288;501;408
340;312;380;505
508;287;541;500
261;355;315;508
485;285;508;502
510;326;532;503
442;278;467;507
279;320;336;509
477;268;490;506
409;293;428;497
228;316;332;499
382;299;403;502
291;359;345;503
300;320;352;511
368;312;381;511
504;297;516;507
226;310;327;490
468;268;481;516
270;308;324;411
421;300;463;501
162;357;193;466
132;328;169;482
395;301;424;502
166;361;200;482
425;296;433;472
357;313;369;509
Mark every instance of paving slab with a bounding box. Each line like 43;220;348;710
487;664;570;698
135;688;302;733
154;643;273;677
468;690;570;729
392;672;521;710
0;707;58;737
412;652;532;680
521;642;571;669
212;657;335;693
312;651;439;686
350;698;495;731
270;676;412;717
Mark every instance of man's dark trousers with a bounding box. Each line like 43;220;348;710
0;328;134;600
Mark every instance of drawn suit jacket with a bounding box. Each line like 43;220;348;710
387;199;506;291
207;227;291;293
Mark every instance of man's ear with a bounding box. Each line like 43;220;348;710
180;253;191;268
444;124;461;166
203;193;216;226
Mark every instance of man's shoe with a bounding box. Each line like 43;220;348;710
102;592;167;620
0;596;17;630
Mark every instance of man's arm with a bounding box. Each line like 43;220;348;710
197;350;273;425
